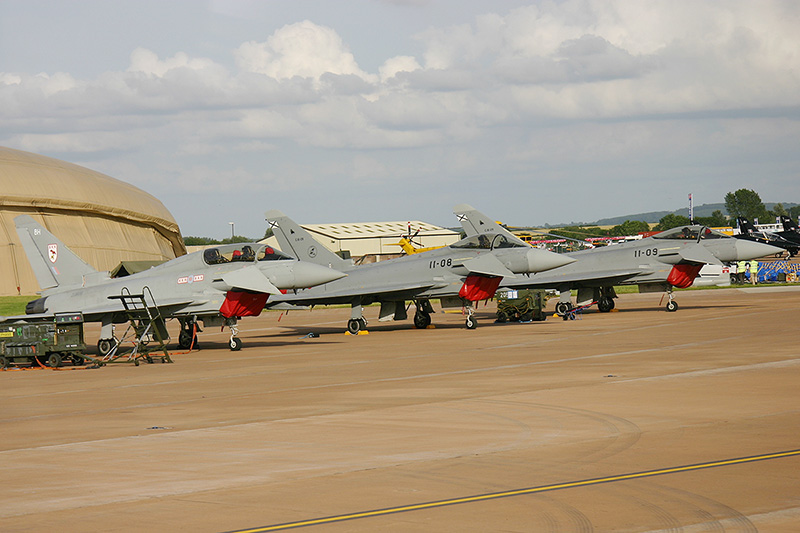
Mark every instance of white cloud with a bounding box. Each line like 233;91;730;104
127;48;216;77
234;20;376;84
379;55;421;82
1;1;799;236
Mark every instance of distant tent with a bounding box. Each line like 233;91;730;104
0;146;185;295
109;261;167;278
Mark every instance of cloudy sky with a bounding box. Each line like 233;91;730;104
2;0;798;238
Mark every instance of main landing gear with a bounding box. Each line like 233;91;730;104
178;318;200;349
345;300;369;334
412;300;435;329
414;309;431;329
555;301;574;317
347;317;368;334
97;337;117;357
597;295;616;313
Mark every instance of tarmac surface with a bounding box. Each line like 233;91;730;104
2;286;799;532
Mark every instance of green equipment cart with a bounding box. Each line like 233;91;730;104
0;313;87;369
496;289;548;323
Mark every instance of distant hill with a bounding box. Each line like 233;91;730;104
594;203;798;226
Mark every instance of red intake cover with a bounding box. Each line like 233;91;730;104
667;264;703;288
219;291;269;318
459;275;502;302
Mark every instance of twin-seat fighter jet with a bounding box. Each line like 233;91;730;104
264;210;575;332
4;215;345;352
455;205;783;313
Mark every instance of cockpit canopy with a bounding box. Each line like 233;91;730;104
202;243;293;265
450;234;527;250
652;226;729;242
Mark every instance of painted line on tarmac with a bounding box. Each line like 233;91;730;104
226;449;800;532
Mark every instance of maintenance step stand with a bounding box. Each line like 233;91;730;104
98;286;172;366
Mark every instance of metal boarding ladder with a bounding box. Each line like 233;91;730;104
103;286;172;365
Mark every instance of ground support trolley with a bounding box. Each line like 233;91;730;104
0;313;87;369
495;289;548;323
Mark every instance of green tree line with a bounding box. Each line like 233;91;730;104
183;229;273;246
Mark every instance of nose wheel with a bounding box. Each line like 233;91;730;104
465;306;477;329
665;290;679;312
227;319;242;350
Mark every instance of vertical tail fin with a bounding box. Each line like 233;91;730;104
737;217;757;234
265;210;352;270
453;204;529;246
780;215;798;232
14;215;98;291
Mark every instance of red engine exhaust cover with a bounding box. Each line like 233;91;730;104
459;275;502;302
667;264;703;288
220;291;269;318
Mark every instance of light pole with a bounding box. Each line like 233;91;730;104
228;222;234;241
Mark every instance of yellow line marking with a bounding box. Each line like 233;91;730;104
229;449;800;532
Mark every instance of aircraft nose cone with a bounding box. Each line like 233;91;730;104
526;248;576;273
734;239;783;260
292;261;347;288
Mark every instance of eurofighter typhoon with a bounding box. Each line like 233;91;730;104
4;215;345;352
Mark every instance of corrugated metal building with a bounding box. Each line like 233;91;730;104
0;146;186;296
264;220;460;262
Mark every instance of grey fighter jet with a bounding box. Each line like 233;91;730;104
5;215;345;352
264;210;575;332
455;204;783;313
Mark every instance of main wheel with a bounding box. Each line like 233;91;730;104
229;337;243;351
97;338;115;357
47;352;62;368
347;319;362;334
178;330;197;349
555;302;573;316
413;311;431;329
466;316;477;329
598;296;614;313
666;300;678;312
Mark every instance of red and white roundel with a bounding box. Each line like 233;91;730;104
48;244;58;263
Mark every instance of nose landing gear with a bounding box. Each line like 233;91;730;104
226;318;242;350
665;290;679;312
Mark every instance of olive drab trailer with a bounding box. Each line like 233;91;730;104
495;289;548;323
0;313;86;369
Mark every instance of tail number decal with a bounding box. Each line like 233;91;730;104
634;248;658;258
429;258;453;269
